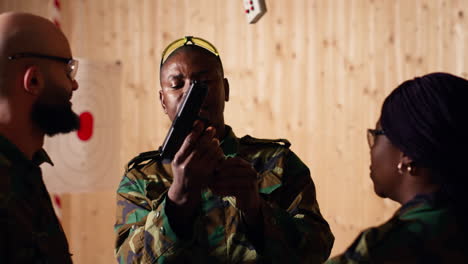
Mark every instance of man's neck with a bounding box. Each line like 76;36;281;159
0;102;43;160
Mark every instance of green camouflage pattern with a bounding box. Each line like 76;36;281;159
115;126;334;263
0;134;73;263
326;192;468;264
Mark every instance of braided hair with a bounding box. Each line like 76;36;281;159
380;72;468;226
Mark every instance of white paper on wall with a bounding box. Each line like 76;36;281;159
42;58;122;193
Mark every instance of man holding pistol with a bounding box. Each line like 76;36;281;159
114;36;334;263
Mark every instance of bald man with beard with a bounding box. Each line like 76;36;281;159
0;12;79;263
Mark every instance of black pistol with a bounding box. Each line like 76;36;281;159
160;81;209;162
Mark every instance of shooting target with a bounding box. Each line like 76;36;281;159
42;59;122;193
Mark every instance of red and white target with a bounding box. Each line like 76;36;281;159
42;59;122;193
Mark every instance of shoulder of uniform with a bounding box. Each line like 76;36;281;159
0;153;11;167
239;135;291;149
126;149;162;172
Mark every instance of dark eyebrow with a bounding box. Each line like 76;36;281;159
167;73;183;80
165;70;214;80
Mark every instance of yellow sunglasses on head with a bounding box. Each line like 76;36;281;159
160;36;220;67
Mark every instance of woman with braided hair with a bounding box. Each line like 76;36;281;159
327;72;468;263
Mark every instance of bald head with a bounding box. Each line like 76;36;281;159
0;12;70;57
0;12;72;95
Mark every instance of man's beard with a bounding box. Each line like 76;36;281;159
31;98;80;137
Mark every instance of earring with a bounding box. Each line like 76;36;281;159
397;162;403;175
407;164;412;173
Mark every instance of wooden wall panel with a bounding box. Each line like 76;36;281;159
1;0;467;262
0;0;48;15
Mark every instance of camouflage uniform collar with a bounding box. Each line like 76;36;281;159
0;133;53;167
220;125;239;157
398;190;447;216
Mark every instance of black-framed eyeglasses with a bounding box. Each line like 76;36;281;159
8;52;79;81
160;36;220;67
367;129;385;148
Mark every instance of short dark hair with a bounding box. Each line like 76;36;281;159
159;45;224;80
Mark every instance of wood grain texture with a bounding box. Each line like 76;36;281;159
1;0;467;262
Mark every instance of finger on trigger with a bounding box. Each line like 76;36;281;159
192;120;205;134
175;127;202;162
205;126;216;138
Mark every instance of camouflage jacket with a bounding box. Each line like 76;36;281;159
326;192;468;264
0;134;72;264
115;126;334;263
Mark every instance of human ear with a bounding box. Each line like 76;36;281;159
23;66;43;95
159;90;168;114
398;153;415;175
223;78;229;102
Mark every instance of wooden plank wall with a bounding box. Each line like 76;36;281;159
1;0;467;262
